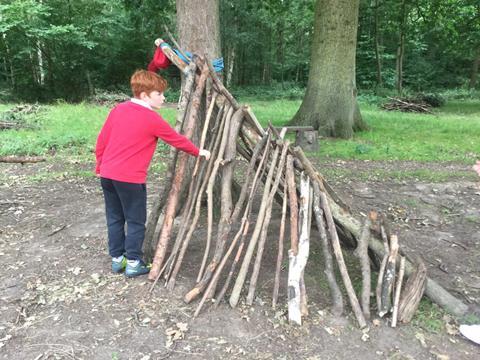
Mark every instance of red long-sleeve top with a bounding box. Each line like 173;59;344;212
95;101;199;184
147;47;171;72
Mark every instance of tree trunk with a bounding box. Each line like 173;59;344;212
226;46;235;87
36;42;44;86
374;0;383;88
469;47;480;89
176;0;221;60
396;0;407;96
290;0;362;139
2;34;15;89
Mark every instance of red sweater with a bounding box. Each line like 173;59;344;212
95;101;199;184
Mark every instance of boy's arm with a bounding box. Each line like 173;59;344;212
95;110;114;175
95;128;106;175
152;115;199;157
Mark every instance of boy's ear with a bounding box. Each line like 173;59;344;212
138;91;148;100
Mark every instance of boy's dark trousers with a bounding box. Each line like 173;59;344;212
100;177;146;261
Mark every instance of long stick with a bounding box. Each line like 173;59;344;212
391;256;406;327
163;94;219;285
214;133;272;306
272;171;288;309
161;105;228;291
184;107;244;303
144;63;197;261
246;138;289;305
197;106;234;282
319;188;367;329
229;136;282;308
287;172;310;325
165;93;217;290
148;62;209;281
379;234;399;317
354;213;372;320
312;182;343;316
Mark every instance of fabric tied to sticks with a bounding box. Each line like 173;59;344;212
148;42;224;73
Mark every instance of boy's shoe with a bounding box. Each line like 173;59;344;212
112;256;127;273
125;260;151;278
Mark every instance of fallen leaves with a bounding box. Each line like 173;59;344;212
165;322;188;348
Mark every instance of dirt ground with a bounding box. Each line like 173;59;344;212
1;158;479;359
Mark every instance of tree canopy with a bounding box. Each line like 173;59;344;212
0;0;478;101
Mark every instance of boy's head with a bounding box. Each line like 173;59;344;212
130;70;167;109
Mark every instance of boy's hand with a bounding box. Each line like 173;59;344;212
199;149;211;161
154;38;164;47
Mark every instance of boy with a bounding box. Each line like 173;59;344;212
95;70;210;277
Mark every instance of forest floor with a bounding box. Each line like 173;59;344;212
1;157;480;360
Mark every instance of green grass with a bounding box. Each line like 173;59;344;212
1;99;479;165
412;299;445;333
316;102;480;163
0;103;177;157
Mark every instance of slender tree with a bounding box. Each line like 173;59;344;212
290;0;366;138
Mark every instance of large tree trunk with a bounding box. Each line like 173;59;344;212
176;0;221;60
290;0;364;139
469;46;480;89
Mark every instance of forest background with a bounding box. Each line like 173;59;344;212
1;0;479;103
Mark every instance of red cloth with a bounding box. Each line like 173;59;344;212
147;47;171;72
95;101;199;183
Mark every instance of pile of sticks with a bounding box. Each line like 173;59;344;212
144;45;470;327
381;97;433;113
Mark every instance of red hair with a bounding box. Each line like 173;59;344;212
130;70;168;98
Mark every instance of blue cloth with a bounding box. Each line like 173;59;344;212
101;177;147;261
161;43;224;72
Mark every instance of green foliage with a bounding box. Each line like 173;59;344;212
412;299;444;333
0;0;479;102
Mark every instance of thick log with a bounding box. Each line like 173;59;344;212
155;105;227;292
288;172;310;325
163;94;219;285
312;182;344;316
148;63;209;281
354;214;372;320
286;155;299;255
398;259;427;324
272;177;288;309
159;41;189;74
379;234;399;317
144;62;197;261
0;156;45;163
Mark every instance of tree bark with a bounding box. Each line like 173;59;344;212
396;0;407;96
469;47;480;89
374;0;383;89
176;0;221;60
290;0;362;139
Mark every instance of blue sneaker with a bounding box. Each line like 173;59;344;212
112;256;127;273
125;260;151;278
